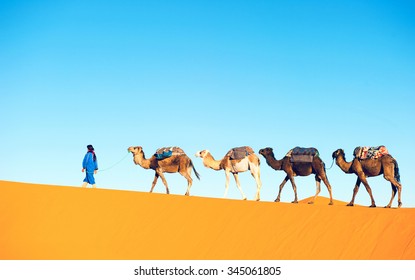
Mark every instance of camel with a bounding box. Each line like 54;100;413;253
332;149;402;208
259;147;333;205
128;146;200;195
195;147;262;200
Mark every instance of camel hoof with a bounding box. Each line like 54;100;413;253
328;202;333;206
398;202;402;208
256;198;260;202
243;198;247;201
346;203;354;207
185;193;189;196
369;204;376;208
274;199;280;203
291;201;298;204
308;201;314;205
384;205;391;208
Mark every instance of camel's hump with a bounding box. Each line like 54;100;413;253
154;146;185;160
286;147;319;163
226;146;254;160
353;146;389;160
156;146;185;154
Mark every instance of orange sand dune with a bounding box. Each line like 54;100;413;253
0;180;414;260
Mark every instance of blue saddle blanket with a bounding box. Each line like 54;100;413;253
154;146;185;160
155;150;173;160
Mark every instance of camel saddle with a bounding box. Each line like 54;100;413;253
353;146;389;160
154;146;185;160
226;146;254;160
286;147;319;163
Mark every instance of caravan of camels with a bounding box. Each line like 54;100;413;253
127;145;402;208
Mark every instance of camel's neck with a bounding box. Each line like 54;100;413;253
264;154;283;170
335;155;353;173
202;153;222;171
133;151;151;169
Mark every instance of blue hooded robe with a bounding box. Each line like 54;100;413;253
83;151;98;184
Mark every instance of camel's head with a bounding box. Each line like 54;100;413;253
332;149;345;159
128;146;143;155
195;150;209;158
258;147;274;157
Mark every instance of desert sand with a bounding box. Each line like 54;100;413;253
0;180;414;260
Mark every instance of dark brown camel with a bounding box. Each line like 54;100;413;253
259;147;333;205
128;146;200;195
332;149;402;208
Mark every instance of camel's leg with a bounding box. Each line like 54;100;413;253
386;184;397;209
150;173;159;193
180;169;193;196
397;183;403;208
289;177;298;203
383;174;402;208
308;175;321;205
233;173;247;200
275;175;289;202
348;178;361;206
224;170;231;198
319;172;334;205
249;165;262;201
359;174;376;207
157;171;170;194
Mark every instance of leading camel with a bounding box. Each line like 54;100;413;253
332;149;402;208
195;147;262;201
259;147;333;205
128;146;200;195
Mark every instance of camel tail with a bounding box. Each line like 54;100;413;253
190;160;201;180
393;159;401;183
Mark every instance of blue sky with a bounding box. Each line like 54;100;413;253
1;0;414;207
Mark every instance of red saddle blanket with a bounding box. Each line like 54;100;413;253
353;146;389;160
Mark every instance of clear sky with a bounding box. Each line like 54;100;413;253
1;0;414;207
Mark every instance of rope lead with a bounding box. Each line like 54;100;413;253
98;152;130;172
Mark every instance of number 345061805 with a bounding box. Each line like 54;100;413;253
227;266;281;276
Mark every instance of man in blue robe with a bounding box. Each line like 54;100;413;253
82;144;98;188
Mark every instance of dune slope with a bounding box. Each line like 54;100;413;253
0;180;414;260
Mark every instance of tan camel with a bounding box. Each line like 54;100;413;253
259;147;333;205
332;149;402;208
128;146;200;195
195;147;262;200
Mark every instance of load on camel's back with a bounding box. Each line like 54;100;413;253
154;146;185;160
353;146;389;160
285;147;319;163
225;146;255;160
